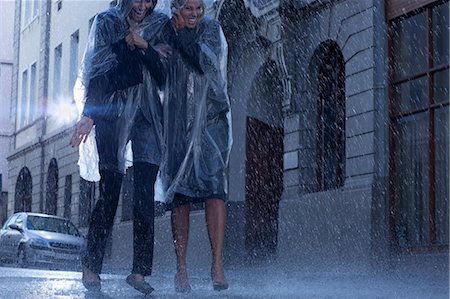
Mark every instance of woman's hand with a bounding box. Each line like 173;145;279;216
70;116;94;147
126;31;149;50
126;16;148;50
153;43;172;58
171;11;186;32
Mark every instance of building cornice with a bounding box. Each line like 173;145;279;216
0;132;13;137
7;123;74;161
0;60;13;65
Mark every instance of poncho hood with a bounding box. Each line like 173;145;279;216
117;0;158;19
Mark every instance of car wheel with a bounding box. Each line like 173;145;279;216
17;247;28;268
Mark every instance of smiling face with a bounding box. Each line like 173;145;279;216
180;0;204;29
130;0;154;23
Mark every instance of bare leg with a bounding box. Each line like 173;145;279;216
205;198;228;289
171;204;191;292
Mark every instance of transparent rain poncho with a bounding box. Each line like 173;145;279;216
157;17;233;204
74;0;167;181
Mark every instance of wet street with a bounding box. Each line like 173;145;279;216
0;261;448;299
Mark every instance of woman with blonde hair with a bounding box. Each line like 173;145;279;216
158;0;232;292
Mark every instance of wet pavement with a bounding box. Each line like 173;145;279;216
0;262;448;299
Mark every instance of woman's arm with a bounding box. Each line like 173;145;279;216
140;45;166;88
173;19;223;75
164;17;204;73
174;29;204;73
125;20;168;88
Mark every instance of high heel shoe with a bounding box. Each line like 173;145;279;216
213;280;229;291
211;268;229;291
174;273;192;293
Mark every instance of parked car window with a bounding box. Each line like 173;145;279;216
27;216;81;237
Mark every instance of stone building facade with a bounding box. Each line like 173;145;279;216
0;0;15;226
7;0;448;272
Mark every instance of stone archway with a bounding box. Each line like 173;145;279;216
14;167;32;212
245;61;284;259
216;0;288;262
46;158;58;215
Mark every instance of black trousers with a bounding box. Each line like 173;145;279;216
132;162;158;275
82;117;159;275
82;164;158;276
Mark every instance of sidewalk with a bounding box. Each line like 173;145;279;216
2;255;447;299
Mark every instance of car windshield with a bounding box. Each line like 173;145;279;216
26;216;81;236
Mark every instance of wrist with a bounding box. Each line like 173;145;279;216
81;112;93;121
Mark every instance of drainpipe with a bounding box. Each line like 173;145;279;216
8;0;22;215
38;0;52;213
370;0;390;263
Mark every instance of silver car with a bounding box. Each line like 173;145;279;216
0;212;85;269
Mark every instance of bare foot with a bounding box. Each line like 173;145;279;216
131;273;145;281
174;270;191;293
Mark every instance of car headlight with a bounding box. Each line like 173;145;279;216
29;238;50;249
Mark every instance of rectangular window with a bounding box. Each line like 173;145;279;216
69;30;79;96
386;0;438;19
22;0;39;26
64;175;72;219
389;0;449;250
19;69;28;128
33;0;39;17
53;44;62;103
434;107;449;244
29;63;37;121
24;0;31;24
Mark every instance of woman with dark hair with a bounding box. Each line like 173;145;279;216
158;0;232;292
70;0;169;294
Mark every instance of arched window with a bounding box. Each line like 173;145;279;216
311;40;346;191
245;61;284;258
15;168;32;212
46;158;58;215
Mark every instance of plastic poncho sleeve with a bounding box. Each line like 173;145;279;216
83;41;144;119
141;45;167;88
